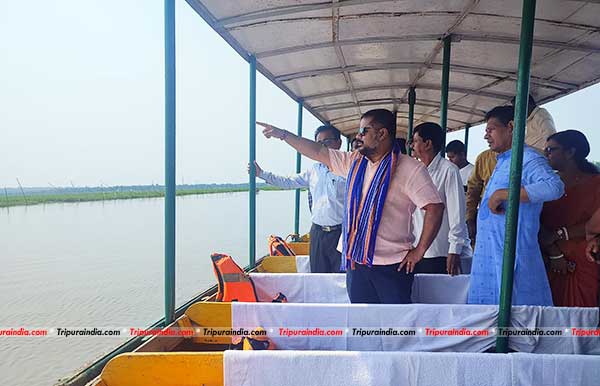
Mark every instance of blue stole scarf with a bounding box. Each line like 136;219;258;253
341;143;400;268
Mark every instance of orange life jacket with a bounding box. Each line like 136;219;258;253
211;253;258;302
268;235;296;256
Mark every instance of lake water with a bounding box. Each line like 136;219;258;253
0;191;311;386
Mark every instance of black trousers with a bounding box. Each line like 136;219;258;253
413;256;447;274
309;223;342;273
346;262;414;304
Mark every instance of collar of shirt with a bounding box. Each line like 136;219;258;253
496;144;533;162
497;149;511;161
316;162;334;171
527;106;540;122
426;153;444;172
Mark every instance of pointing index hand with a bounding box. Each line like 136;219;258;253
257;121;288;140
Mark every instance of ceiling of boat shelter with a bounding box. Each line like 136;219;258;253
186;0;600;138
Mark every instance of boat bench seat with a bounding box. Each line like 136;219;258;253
180;302;600;354
98;350;600;386
98;352;223;386
257;255;472;274
250;273;470;304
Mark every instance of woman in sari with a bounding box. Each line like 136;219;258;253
540;130;600;307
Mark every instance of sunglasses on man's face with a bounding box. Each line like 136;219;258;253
358;126;376;136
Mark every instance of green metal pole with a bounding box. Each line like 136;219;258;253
249;56;257;267
407;87;416;156
464;123;471;155
496;0;537;354
440;35;451;157
294;101;303;236
164;0;176;325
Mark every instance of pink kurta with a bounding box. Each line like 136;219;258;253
328;149;442;265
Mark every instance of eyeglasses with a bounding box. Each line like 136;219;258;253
317;138;338;145
544;146;561;154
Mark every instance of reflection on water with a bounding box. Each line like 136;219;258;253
0;190;311;386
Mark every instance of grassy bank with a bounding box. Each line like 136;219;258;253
0;185;284;208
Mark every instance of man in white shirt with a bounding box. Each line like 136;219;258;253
251;125;346;273
410;122;470;275
511;94;556;152
445;140;474;191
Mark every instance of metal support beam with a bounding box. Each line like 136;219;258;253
314;97;486;117
303;83;513;103
332;1;360;116
183;1;330;148
407;87;416;156
440;35;451;157
294;101;303;236
496;0;537;354
163;0;176;325
332;113;470;133
464;123;471;156
249;56;257;267
219;0;390;26
255;33;600;59
275;62;573;90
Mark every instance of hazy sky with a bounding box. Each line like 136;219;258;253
1;0;599;188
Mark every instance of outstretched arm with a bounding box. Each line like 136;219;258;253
258;122;331;168
261;171;308;189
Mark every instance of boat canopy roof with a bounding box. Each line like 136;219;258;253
187;0;600;137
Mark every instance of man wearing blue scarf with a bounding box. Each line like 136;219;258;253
259;109;444;303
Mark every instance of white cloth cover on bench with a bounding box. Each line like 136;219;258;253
510;352;600;386
224;351;600;386
250;273;470;304
509;306;599;354
295;255;311;273
294;255;472;273
231;303;600;354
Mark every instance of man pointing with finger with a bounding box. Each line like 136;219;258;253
259;109;444;304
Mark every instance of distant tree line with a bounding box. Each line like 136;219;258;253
2;183;274;196
5;161;600;197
